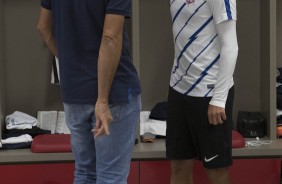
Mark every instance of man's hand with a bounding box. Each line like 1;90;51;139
92;101;112;138
207;104;226;125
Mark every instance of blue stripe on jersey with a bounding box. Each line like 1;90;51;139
173;16;213;74
204;88;213;97
224;0;232;19
172;34;218;88
171;0;176;6
172;3;186;24
174;1;207;42
184;54;220;95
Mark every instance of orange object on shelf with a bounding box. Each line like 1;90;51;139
276;126;282;136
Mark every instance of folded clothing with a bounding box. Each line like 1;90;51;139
278;95;282;110
1;142;32;150
277;68;282;83
31;134;71;153
1;134;33;144
140;111;166;136
6;111;37;130
149;102;167;121
2;126;51;139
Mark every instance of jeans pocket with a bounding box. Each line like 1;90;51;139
64;103;78;123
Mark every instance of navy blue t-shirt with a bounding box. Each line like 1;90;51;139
41;0;141;105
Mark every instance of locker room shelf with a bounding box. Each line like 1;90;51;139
1;139;282;164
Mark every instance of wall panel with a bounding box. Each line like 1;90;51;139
233;0;261;125
4;0;63;117
0;0;5;137
139;0;174;110
278;0;282;66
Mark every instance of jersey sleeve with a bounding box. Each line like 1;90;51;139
41;0;51;10
106;0;132;17
209;20;238;108
207;0;237;24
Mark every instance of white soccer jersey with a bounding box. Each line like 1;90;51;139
170;0;237;98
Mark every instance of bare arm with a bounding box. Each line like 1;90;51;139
37;7;58;57
93;14;124;138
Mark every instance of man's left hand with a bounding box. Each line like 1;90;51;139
207;104;226;125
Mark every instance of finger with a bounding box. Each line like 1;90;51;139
210;115;217;125
94;128;105;138
221;112;227;121
212;114;218;125
217;112;226;125
208;111;213;125
217;113;223;124
213;120;219;125
92;128;99;134
208;116;213;125
94;132;101;138
93;119;105;137
95;118;102;129
103;123;110;135
209;113;219;125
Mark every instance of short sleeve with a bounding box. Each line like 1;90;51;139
106;0;131;17
208;0;237;24
41;0;51;10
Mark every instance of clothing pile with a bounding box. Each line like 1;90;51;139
140;102;167;143
1;111;51;150
276;68;282;137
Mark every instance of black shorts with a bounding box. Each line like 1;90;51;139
166;86;234;169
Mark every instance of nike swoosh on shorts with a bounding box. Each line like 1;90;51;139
204;155;219;162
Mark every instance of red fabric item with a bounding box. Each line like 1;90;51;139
31;134;71;153
232;130;245;148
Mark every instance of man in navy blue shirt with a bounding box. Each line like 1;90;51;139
38;1;141;183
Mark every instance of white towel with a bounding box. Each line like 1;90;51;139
1;134;33;144
277;109;282;117
6;124;33;130
6;111;37;130
140;111;167;136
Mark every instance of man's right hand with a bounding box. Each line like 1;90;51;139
92;101;112;138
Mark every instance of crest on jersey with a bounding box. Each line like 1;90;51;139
186;0;195;4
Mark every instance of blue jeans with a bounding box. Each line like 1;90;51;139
64;94;141;184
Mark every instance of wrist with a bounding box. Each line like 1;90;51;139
96;97;108;105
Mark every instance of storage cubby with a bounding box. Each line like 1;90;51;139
259;0;277;140
4;0;63;115
0;1;5;139
277;0;282;140
278;0;282;67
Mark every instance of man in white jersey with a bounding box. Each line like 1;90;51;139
166;0;238;184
